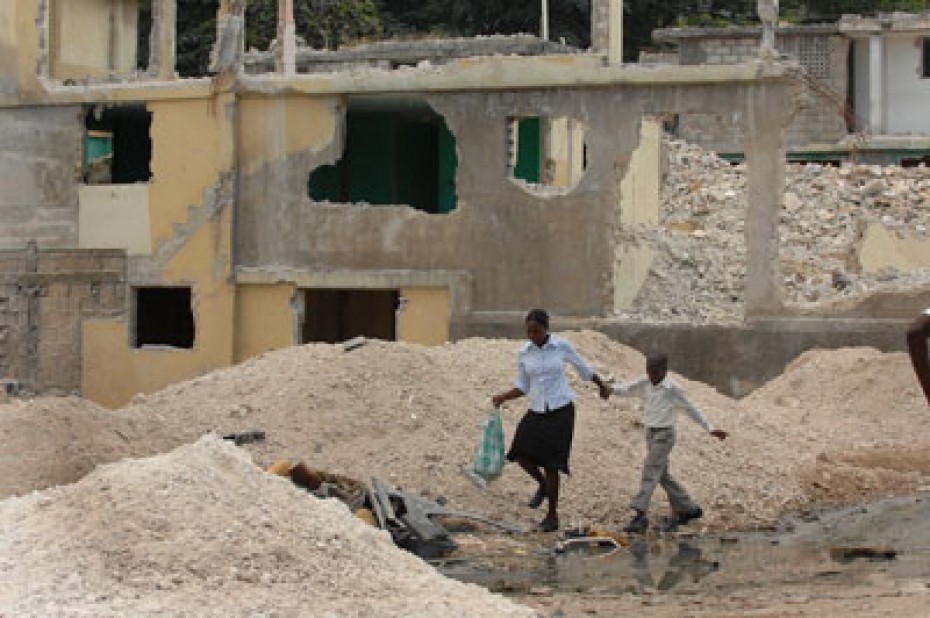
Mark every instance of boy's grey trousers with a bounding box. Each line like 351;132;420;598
631;426;699;514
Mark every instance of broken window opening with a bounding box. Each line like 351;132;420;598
309;99;458;214
47;0;143;81
138;1;220;77
300;289;399;344
132;287;195;349
901;155;930;168
83;104;153;185
507;115;588;196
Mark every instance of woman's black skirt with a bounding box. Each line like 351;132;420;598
505;402;575;474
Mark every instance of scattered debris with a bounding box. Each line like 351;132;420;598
830;545;898;563
221;429;265;445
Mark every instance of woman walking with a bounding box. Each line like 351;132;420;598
492;309;611;532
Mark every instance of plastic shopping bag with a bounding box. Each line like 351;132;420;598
466;408;505;489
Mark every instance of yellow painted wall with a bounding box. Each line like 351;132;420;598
238;95;339;175
860;223;930;273
397;286;450;346
79;184;153;255
234;284;296;363
0;3;18;78
148;97;233;247
620;117;662;226
2;0;42;94
613;117;663;312
50;0;138;80
83;94;237;408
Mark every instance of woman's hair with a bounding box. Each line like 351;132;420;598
525;308;549;329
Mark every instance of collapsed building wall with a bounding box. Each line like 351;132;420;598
652;25;850;158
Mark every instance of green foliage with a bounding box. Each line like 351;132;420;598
146;0;930;75
245;0;381;52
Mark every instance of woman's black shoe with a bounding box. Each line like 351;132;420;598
527;485;546;508
538;517;559;532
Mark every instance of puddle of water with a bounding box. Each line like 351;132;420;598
435;495;930;596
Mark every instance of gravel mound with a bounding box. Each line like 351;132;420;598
0;435;534;617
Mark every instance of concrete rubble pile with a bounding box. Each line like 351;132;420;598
0;334;928;613
0;436;535;617
618;138;930;324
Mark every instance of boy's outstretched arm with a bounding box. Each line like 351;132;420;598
671;384;727;440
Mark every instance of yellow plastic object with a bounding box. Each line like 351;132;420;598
589;527;630;547
355;508;378;527
267;460;292;477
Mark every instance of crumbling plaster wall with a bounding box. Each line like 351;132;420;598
0;105;82;249
235;78;792;318
83;94;238;408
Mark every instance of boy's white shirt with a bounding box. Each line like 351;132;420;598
612;375;714;433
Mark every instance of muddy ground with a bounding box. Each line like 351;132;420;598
439;493;930;616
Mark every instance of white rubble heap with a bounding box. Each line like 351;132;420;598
617;138;930;324
0;436;534;618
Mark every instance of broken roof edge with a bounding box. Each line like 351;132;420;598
244;33;579;70
838;12;930;34
235;55;796;97
653;23;839;43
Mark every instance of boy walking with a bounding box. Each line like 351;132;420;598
611;352;727;533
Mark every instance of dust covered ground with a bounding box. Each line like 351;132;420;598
1;333;929;616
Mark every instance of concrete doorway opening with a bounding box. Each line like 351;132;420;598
301;289;399;344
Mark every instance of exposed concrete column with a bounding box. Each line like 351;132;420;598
211;0;246;76
590;0;609;55
757;0;778;56
540;0;549;41
276;0;296;75
868;34;884;134
35;0;52;79
147;0;177;79
742;81;794;318
607;0;622;64
590;0;622;63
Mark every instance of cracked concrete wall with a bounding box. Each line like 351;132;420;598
235;81;775;318
0;105;82;249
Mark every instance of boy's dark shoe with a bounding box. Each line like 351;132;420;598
675;506;703;525
527;485;546;509
623;511;649;534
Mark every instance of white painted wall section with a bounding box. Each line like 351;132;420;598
79;184;152;255
884;35;930;135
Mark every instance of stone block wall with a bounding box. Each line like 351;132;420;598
0;244;125;395
675;33;849;155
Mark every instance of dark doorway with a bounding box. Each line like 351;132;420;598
133;287;195;349
301;289;398;343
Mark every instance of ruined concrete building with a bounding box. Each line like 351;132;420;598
652;11;930;165
2;0;912;406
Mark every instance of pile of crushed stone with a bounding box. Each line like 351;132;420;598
617;138;930;324
4;333;927;534
0;436;534;617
